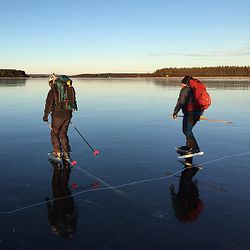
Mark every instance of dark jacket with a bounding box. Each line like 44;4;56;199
44;89;72;119
173;86;194;115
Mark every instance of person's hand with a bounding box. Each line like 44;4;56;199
43;115;48;122
170;184;175;192
172;114;178;120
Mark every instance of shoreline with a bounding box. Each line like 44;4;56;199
1;76;250;80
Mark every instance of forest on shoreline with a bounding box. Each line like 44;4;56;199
1;66;250;78
153;66;250;77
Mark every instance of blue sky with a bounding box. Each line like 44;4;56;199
1;0;249;74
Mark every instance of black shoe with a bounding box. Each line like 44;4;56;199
176;146;191;151
185;148;200;155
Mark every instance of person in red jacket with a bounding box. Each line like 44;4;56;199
170;167;204;223
172;76;203;154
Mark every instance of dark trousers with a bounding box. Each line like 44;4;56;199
51;116;71;155
182;112;202;150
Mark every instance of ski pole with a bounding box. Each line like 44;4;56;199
198;115;233;124
70;122;100;156
47;121;52;130
169;114;233;124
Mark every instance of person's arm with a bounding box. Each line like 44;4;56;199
173;87;192;117
43;89;54;122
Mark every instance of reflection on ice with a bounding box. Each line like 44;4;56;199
170;167;204;223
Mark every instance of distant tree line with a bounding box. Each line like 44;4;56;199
72;73;152;78
153;66;250;77
1;67;249;78
0;69;28;77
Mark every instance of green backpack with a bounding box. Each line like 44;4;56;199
54;75;78;111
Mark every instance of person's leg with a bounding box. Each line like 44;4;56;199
182;112;200;150
59;118;71;157
51;116;64;155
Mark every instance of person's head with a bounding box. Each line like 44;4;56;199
48;73;57;87
182;75;193;86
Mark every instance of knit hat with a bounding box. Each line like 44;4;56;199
182;75;193;85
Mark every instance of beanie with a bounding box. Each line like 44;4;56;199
182;75;193;85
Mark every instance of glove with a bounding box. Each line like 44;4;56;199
169;184;175;192
172;113;178;120
43;115;48;122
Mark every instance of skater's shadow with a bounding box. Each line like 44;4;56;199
46;161;78;238
169;166;204;223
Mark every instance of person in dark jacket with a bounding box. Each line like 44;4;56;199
170;167;204;223
172;75;203;154
43;74;77;161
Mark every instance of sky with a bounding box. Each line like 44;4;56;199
1;0;250;74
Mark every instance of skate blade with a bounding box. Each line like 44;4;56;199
178;152;204;159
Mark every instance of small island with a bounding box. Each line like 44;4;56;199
0;69;28;78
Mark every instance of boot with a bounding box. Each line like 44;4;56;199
52;152;62;160
63;152;71;162
176;145;191;151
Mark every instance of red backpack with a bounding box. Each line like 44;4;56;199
187;79;211;111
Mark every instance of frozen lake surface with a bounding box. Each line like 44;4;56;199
0;78;249;249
